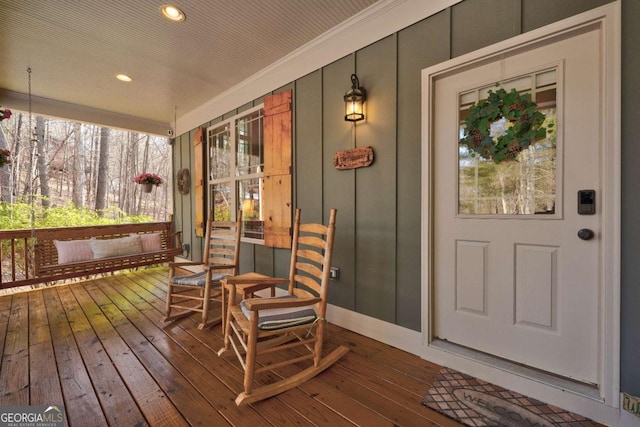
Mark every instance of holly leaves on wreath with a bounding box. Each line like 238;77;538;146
460;87;551;163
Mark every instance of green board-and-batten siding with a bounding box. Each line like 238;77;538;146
173;0;615;334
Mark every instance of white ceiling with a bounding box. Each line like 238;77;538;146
0;0;379;134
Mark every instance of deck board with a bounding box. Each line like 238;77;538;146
0;267;460;427
28;291;64;407
0;296;13;367
57;285;148;427
86;280;225;426
43;287;108;426
71;281;185;426
114;275;282;427
1;293;29;406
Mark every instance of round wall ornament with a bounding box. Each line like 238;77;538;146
177;168;190;195
460;87;550;163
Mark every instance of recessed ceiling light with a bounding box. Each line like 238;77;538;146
116;74;133;82
160;5;186;22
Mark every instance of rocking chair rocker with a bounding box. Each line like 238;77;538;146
217;208;348;406
164;211;241;329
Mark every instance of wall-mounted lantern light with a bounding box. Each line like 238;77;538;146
344;74;366;122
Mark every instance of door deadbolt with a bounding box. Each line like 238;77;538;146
578;190;596;215
577;228;595;240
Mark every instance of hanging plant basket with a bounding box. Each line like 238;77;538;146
460;87;550;163
133;173;163;192
141;182;153;193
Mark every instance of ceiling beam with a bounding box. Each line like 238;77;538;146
0;89;171;136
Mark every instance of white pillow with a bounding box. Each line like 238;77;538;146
90;235;143;259
133;232;162;252
53;239;93;264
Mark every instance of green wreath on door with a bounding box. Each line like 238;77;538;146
460;87;551;164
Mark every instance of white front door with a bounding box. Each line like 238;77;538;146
431;25;603;384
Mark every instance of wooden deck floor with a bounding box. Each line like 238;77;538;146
0;267;461;427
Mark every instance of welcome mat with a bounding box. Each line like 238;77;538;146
422;368;597;427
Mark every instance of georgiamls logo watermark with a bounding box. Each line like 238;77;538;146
0;405;65;427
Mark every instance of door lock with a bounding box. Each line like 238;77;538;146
577;228;595;240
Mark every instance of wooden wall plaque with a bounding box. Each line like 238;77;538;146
334;146;374;170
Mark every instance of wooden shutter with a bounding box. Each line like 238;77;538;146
263;90;292;248
193;128;205;237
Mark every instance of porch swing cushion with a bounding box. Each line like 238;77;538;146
53;239;94;264
90;235;143;259
240;295;317;330
171;271;230;287
135;232;163;252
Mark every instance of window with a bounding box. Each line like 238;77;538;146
203;90;293;248
207;106;265;241
457;70;558;216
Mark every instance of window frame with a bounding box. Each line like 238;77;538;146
206;104;265;244
456;69;559;218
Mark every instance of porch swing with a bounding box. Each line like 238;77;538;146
23;68;183;284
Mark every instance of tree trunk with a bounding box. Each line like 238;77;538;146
86;125;97;208
36;116;50;207
72;122;85;207
11;114;22;199
0;126;11;202
123;132;137;214
136;134;150;215
23;119;36;199
95;127;110;216
117;132;125;212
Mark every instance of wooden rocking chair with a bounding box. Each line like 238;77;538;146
164;211;241;329
217;208;348;406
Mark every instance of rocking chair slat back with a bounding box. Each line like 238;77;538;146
218;208;348;406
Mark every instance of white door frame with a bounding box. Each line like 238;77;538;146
420;2;620;424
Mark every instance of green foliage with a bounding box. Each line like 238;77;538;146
214;204;231;222
0;199;154;230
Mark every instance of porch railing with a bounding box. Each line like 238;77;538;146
0;228;41;289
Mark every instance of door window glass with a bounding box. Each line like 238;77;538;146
458;71;558;216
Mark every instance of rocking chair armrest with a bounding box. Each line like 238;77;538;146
224;276;290;286
243;296;321;312
204;264;237;272
222;273;290;298
168;261;204;268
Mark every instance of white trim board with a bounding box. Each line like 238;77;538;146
177;0;462;135
420;2;621;425
263;289;423;357
326;304;423;357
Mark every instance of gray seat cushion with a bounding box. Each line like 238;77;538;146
171;271;229;287
240;295;317;330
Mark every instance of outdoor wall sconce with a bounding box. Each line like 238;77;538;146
344;74;366;122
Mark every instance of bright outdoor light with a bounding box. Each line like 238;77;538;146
344;74;366;122
115;74;133;82
160;5;186;22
